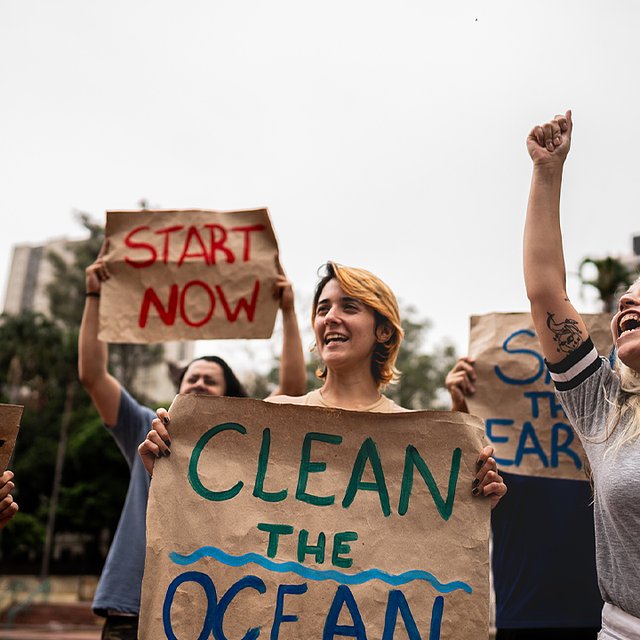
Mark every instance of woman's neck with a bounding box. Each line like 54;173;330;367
319;369;381;410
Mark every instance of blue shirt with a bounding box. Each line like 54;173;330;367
92;388;154;616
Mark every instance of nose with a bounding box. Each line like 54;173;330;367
619;294;640;309
323;305;341;324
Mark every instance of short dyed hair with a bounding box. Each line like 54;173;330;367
177;356;248;397
312;261;404;387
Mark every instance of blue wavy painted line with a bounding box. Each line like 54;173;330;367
169;547;472;595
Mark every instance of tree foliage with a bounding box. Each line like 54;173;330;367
0;311;112;571
579;256;637;313
1;213;162;573
382;306;457;410
46;213;104;327
46;212;164;403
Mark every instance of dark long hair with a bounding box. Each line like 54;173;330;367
176;356;249;398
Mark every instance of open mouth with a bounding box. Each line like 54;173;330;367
324;333;349;345
619;313;640;336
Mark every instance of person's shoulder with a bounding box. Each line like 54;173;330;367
379;395;410;413
114;386;156;427
264;394;310;405
390;403;410;413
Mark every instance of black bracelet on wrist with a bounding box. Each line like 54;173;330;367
85;292;101;298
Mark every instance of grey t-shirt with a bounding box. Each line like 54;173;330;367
549;339;640;619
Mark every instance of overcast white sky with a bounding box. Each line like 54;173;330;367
2;0;639;371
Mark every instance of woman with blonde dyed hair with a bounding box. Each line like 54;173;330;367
262;261;407;413
311;262;404;388
140;261;507;508
525;111;640;637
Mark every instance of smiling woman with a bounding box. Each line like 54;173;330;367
299;263;402;413
311;262;403;390
524;111;640;638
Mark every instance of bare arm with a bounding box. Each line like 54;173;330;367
269;271;307;397
524;110;588;363
78;243;121;426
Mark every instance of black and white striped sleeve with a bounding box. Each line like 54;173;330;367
545;337;602;391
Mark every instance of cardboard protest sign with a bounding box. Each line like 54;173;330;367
0;403;23;471
100;209;279;343
140;396;490;639
467;312;612;481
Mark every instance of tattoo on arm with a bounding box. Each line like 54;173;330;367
546;312;583;354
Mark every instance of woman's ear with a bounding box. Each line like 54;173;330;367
375;322;394;343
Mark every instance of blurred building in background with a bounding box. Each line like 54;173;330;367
4;238;74;317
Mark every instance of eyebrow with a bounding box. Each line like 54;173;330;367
188;372;218;379
317;296;362;307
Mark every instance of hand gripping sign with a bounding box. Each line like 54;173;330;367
99;209;280;343
0;403;23;472
139;396;491;640
467;312;613;480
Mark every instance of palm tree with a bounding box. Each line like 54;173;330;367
579;256;636;313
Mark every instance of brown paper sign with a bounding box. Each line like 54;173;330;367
100;209;279;343
140;396;490;639
0;403;24;472
467;312;613;481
